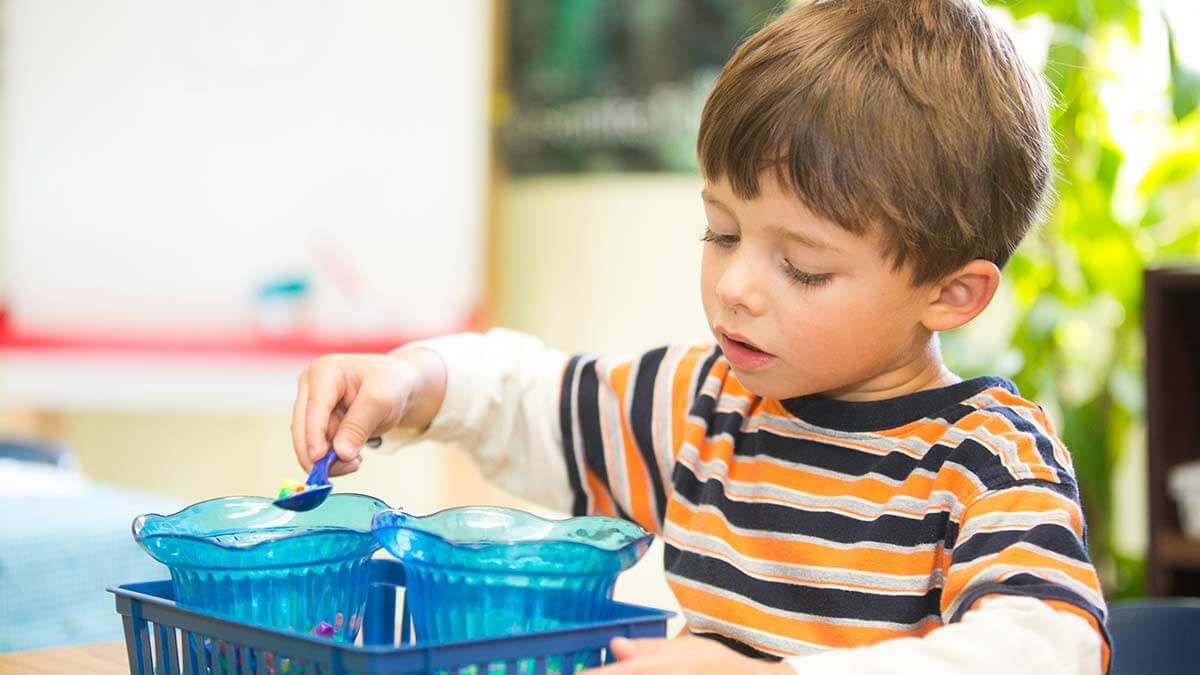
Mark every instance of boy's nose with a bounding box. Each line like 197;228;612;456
715;258;767;317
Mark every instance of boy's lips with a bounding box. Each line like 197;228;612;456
717;329;775;371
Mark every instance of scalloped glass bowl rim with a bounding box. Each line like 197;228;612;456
133;493;389;552
370;505;653;555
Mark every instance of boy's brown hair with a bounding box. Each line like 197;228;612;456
697;0;1052;285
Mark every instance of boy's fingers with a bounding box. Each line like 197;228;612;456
331;391;388;461
291;377;312;470
609;637;668;661
608;637;637;661
305;367;345;462
328;456;362;477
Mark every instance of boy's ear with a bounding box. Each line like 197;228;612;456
921;259;1001;332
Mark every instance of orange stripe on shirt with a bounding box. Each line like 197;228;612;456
669;346;718;461
943;547;1102;607
584;466;615;517
964;487;1084;538
674;448;963;521
607;359;656;530
667;500;943;578
670;579;937;649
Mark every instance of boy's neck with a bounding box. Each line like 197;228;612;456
821;334;960;402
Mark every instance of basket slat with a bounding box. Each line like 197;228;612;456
111;559;671;675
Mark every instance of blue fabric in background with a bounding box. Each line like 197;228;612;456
0;480;181;652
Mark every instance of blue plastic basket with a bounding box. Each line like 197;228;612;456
110;558;672;675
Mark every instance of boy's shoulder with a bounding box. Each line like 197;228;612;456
689;354;1079;494
935;378;1078;493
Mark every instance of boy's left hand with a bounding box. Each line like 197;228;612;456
589;635;794;674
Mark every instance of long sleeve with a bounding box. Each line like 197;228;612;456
785;595;1102;674
555;344;722;530
393;329;723;532
392;328;574;512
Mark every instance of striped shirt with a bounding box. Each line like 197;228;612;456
558;344;1109;664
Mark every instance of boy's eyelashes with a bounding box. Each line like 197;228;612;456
782;260;833;287
700;227;739;248
702;227;834;288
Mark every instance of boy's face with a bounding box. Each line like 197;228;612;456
700;173;938;402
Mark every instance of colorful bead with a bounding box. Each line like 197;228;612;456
277;479;307;499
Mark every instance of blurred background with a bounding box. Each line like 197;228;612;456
1;0;1198;653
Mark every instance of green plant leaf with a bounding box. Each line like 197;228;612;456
1166;11;1200;121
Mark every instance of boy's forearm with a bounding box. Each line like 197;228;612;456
386;346;448;432
784;596;1101;675
384;329;574;512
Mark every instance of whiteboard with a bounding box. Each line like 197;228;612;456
1;0;490;342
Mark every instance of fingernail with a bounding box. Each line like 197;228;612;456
333;439;355;458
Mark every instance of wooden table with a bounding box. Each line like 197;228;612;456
0;641;128;674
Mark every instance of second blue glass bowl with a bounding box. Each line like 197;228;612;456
134;493;388;641
372;506;654;643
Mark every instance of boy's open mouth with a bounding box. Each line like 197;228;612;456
718;329;774;359
719;330;776;371
728;336;766;354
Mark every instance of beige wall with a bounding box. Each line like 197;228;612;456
495;174;712;353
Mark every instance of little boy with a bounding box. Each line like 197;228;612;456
292;0;1109;672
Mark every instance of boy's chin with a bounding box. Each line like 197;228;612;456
727;365;816;401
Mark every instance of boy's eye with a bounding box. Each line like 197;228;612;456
783;259;833;287
701;227;739;248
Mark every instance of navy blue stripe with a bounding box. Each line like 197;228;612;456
949;438;1040;488
688;630;780;661
694;347;723;399
703;409;750;446
629;348;668;527
779;376;1016;432
667;544;942;624
671;463;952;547
559;355;588;517
702;412;998;486
934;403;980;425
690;384;718;421
989;406;1069;476
745;430;963;482
575;357;634;522
952;523;1090;565
948;575;1110;651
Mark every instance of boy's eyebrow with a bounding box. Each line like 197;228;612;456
701;190;732;213
702;190;844;253
766;224;844;254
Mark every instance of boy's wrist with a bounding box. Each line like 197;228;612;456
387;346;447;432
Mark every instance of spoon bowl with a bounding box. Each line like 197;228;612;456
274;437;382;512
274;450;335;511
275;482;332;511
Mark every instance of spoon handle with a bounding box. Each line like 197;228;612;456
308;450;337;486
308;437;381;485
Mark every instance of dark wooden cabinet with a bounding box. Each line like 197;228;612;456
1145;266;1200;596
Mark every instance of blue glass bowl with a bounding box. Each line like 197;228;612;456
371;506;654;643
133;494;388;641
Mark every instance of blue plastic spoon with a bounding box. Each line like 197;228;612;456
274;450;335;511
274;436;382;512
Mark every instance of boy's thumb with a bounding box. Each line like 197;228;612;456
609;637;638;660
